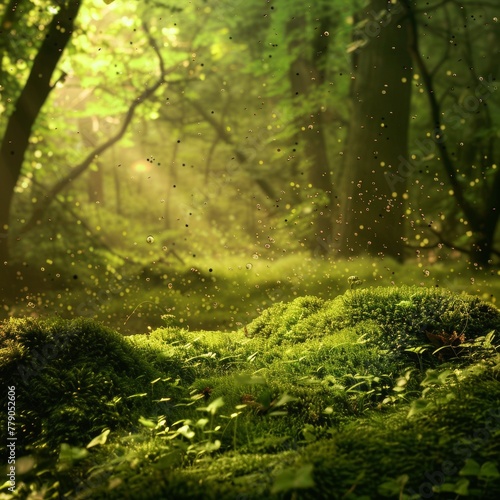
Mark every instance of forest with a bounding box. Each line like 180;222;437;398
1;0;500;498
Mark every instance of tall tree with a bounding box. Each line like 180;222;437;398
0;0;81;291
233;0;349;256
286;13;335;255
338;0;413;261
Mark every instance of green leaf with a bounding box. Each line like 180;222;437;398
197;396;224;415
436;478;470;495
378;474;409;496
407;398;433;418
479;462;500;480
459;458;481;476
59;444;89;462
453;478;470;495
57;444;89;471
273;393;297;408
176;424;195;440
271;464;315;494
86;428;110;448
484;331;495;345
437;370;453;384
235;374;266;384
139;416;156;429
421;369;442;387
202;439;221;452
195;418;209;429
0;480;12;490
247;352;259;362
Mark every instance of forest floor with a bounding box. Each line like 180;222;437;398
1;284;500;499
4;254;500;335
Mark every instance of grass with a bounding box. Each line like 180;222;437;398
1;284;500;498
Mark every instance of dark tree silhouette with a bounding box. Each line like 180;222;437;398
402;0;500;265
0;0;81;292
339;0;413;261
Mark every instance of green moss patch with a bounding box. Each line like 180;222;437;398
0;318;162;452
1;286;499;499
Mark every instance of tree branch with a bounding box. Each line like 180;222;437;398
401;0;480;230
184;97;277;199
425;225;471;255
21;22;167;234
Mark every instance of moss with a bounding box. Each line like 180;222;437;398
243;286;500;368
73;367;500;499
243;296;325;342
297;373;500;499
342;286;500;348
3;287;500;499
0;317;161;453
126;327;200;383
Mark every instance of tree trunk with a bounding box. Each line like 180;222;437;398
0;0;81;293
287;15;334;256
302;115;333;256
339;1;412;261
470;170;500;265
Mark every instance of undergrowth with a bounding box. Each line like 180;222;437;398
1;285;499;499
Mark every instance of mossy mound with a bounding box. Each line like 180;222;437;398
244;286;500;351
123;286;500;448
0;317;161;453
2;287;500;499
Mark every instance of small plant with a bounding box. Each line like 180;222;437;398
459;331;498;362
161;314;178;327
405;345;430;372
221;404;248;450
347;275;363;290
382;369;418;406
